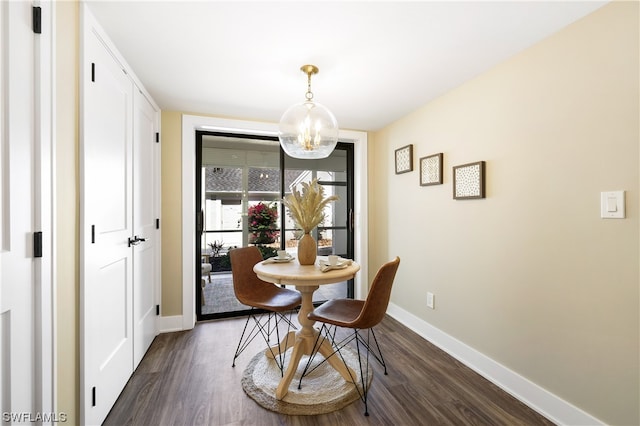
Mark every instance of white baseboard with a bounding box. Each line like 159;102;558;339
157;315;184;334
386;303;604;426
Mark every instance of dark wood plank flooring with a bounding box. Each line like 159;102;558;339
104;315;555;425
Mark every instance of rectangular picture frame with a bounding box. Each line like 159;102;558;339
419;153;443;186
395;144;413;174
453;161;485;199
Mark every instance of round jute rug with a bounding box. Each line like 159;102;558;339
241;347;372;415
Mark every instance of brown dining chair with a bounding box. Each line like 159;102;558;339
302;256;400;416
230;246;302;374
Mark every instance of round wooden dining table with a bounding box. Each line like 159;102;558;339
253;256;361;400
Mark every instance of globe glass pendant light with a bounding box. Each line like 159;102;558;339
278;65;339;159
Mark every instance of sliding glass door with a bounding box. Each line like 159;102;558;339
196;131;354;320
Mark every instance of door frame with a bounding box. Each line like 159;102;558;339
181;115;368;329
35;2;55;416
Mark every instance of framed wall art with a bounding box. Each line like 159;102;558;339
419;153;443;186
395;144;413;174
453;161;485;199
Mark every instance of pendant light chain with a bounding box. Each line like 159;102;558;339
305;69;314;102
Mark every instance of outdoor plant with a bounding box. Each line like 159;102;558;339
208;240;225;257
207;242;236;272
248;202;279;244
256;245;278;260
217;245;236;270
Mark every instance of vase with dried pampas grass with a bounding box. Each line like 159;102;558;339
282;179;339;265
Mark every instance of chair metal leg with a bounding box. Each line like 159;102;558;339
266;310;296;376
354;329;372;416
297;327;331;389
356;327;387;375
299;324;383;416
232;310;270;367
231;308;297;375
231;310;254;368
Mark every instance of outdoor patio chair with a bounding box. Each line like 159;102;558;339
201;261;212;283
301;256;400;416
230;246;302;375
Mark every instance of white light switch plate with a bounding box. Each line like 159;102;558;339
600;191;625;219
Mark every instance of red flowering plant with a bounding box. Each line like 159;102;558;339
248;202;279;244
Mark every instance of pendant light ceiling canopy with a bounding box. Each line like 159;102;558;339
278;65;339;160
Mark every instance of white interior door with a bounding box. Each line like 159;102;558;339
81;24;134;425
132;89;158;367
0;1;37;419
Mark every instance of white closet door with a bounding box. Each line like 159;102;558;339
81;24;134;426
132;89;158;367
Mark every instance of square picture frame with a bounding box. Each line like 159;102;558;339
453;161;485;199
419;153;443;186
395;144;413;174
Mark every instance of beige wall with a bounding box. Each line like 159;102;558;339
160;111;184;315
56;1;79;424
370;3;638;425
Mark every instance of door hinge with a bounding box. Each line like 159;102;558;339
155;132;160;143
91;63;95;82
156;218;160;229
34;232;43;258
91;225;95;244
32;6;41;34
91;387;96;407
156;305;160;316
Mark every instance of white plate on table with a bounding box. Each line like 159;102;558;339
266;256;294;263
319;259;351;269
321;264;349;271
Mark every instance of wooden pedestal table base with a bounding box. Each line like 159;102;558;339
253;258;361;400
266;285;355;399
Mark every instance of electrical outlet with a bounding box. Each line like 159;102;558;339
427;292;435;309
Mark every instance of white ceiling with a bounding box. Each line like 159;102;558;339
86;1;608;132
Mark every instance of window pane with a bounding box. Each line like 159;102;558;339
203;166;243;249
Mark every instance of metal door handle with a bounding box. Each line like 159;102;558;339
197;210;204;235
128;236;147;247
